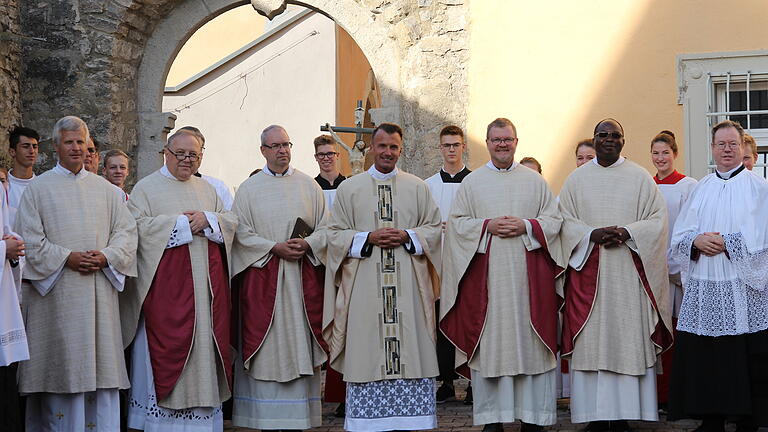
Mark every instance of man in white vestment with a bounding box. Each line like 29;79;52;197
0;184;27;432
123;129;237;431
424;125;472;405
669;120;768;432
323;122;443;432
15;116;137;431
177;126;234;210
559;118;672;432
6;126;39;226
441;118;563;432
230;125;327;431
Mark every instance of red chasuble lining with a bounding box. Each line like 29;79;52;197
440;220;491;379
144;242;234;401
240;256;328;364
143;245;195;402
526;219;564;356
562;246;673;358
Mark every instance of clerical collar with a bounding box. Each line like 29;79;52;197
160;164;188;181
368;165;398;180
315;173;346;190
592;156;626;168
485;160;518;172
654;170;686;185
715;164;745;180
439;166;471;183
263;165;294;177
53;162;89;179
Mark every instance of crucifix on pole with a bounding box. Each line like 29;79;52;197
321;100;374;175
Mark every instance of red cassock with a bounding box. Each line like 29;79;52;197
440;219;563;379
142;241;232;401
238;256;327;365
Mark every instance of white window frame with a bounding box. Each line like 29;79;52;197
677;50;768;179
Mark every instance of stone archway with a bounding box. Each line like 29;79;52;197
133;0;403;178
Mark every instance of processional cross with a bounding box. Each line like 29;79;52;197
322;100;374;175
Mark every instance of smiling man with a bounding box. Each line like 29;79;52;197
313;134;347;208
323;122;442;432
103;149;130;201
668;120;768;432
559;118;672;432
440;118;564;432
15;116;137;431
7;126;39;226
124;128;237;431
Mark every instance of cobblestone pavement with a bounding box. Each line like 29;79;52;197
225;378;707;432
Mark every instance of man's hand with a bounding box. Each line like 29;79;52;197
79;250;108;273
487;216;526;238
368;228;409;249
271;241;307;261
3;235;25;261
184;211;210;235
693;232;725;257
66;252;88;272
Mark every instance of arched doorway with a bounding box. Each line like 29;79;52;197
133;0;400;180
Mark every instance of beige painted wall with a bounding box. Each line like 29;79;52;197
162;9;337;192
467;0;768;192
166;6;266;88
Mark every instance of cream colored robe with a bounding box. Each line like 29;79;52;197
122;170;237;409
559;159;671;375
441;164;564;377
323;169;442;383
15;170;137;393
231;169;327;381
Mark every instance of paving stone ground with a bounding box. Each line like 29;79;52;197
225;377;709;432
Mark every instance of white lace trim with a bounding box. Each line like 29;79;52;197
723;232;768;292
671;231;696;286
129;392;222;422
677;277;768;336
0;329;26;346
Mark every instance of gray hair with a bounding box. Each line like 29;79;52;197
260;125;287;146
53;116;89;145
178;126;205;146
167;129;204;149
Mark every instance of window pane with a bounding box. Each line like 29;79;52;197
729;89;768;128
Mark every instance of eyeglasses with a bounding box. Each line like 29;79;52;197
86;148;97;154
488;138;517;145
441;143;463;149
315;151;338;159
714;142;741;149
595;131;623;139
262;142;293;150
165;147;201;162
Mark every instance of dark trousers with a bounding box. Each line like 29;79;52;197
435;300;457;383
0;363;23;432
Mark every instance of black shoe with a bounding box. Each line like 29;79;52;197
463;384;473;405
609;420;631;432
694;417;726;432
583;421;610;432
436;382;455;403
334;402;345;418
482;423;503;432
521;422;543;432
735;417;758;432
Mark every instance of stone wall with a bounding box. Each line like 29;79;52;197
0;0;22;168
18;0;470;179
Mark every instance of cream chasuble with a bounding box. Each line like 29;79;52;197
559;157;671;422
123;169;237;416
323;166;442;432
230;166;327;431
441;163;564;425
